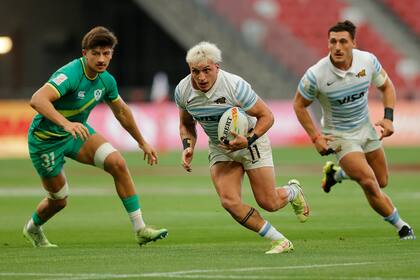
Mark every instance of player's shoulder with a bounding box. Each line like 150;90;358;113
219;69;245;86
175;74;192;94
55;58;83;78
48;58;82;88
98;70;117;88
352;49;377;65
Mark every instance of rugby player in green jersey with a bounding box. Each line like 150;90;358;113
23;26;168;247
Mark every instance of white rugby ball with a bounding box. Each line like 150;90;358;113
218;107;249;143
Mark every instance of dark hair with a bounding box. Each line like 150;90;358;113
328;20;356;40
81;26;118;50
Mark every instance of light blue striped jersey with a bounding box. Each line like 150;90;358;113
298;49;383;132
175;69;258;144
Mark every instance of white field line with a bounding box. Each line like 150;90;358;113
0;262;398;280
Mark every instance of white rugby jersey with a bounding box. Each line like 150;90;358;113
175;69;258;144
298;49;383;132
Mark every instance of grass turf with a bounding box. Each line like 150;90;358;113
0;147;419;279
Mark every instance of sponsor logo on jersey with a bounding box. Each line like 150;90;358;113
327;80;335;86
195;115;222;122
337;91;365;105
77;91;85;99
52;73;68;86
356;69;366;78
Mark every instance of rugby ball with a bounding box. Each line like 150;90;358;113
218;107;249;143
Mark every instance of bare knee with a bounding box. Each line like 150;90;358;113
257;198;280;212
377;175;388;188
220;196;242;214
358;177;381;197
105;155;128;176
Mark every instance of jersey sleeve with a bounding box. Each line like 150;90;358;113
174;84;186;110
47;72;74;98
103;74;120;103
234;79;257;111
297;69;318;101
369;53;385;87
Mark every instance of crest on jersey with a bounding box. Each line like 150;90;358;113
94;89;103;100
356;69;366;78
214;97;226;104
52;73;68;86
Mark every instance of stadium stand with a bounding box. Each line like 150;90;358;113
384;0;420;36
208;0;420;99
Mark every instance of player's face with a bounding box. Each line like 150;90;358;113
328;31;355;69
189;60;219;92
83;47;113;75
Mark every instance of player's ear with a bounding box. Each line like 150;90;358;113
82;49;87;56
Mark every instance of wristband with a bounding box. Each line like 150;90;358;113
247;134;259;146
311;134;321;143
182;138;191;150
384;107;394;121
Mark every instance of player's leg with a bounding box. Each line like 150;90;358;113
23;173;68;248
24;136;71;247
339;152;393;216
366;148;415;240
247;167;309;222
210;162;293;254
244;135;309;222
75;133;167;245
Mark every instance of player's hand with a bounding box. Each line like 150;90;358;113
219;131;247;151
139;142;158;165
63;122;90;140
375;119;394;140
182;147;194;172
313;134;340;156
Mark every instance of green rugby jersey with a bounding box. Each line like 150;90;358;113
29;57;120;141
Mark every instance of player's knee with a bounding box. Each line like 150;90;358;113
46;182;68;212
94;142;118;170
105;153;128;176
257;199;280;212
359;178;381;197
377;175;388;189
220;196;241;212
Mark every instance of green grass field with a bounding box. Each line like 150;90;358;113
0;147;419;279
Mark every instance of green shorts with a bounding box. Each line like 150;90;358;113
28;124;96;178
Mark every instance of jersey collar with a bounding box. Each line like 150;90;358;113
328;49;358;78
80;57;98;81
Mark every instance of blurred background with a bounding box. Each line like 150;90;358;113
1;0;419;157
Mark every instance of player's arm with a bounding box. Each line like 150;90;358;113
30;84;89;140
374;69;395;140
220;98;273;151
107;98;157;165
179;109;197;172
293;90;335;156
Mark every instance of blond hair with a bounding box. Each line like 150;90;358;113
186;41;222;65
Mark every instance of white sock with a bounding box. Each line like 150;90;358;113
384;208;408;231
26;218;39;232
334;168;348;182
128;209;146;232
258;221;285;241
284;184;299;202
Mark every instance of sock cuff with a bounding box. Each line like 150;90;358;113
384;208;399;223
122;194;140;213
32;212;44;226
258;221;271;237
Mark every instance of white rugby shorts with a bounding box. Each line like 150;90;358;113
208;133;273;170
327;121;382;161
